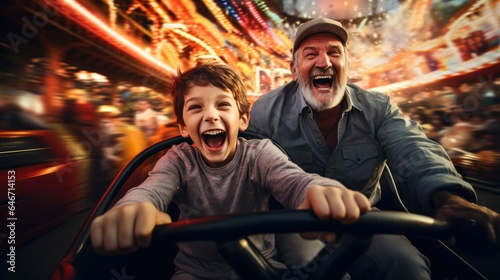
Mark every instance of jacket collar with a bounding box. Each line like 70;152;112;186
345;84;363;112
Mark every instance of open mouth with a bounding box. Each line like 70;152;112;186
202;129;226;149
313;75;333;89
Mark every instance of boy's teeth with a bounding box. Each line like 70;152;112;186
204;130;223;135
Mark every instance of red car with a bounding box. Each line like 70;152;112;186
0;128;90;253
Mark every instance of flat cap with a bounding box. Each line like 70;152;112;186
293;17;348;53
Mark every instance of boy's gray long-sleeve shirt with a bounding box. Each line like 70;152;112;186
116;138;342;279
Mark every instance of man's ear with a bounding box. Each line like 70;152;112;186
178;123;189;138
290;61;297;80
239;111;250;131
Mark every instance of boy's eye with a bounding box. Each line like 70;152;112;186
187;104;201;111
218;102;231;107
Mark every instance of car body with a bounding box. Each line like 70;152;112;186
0;128;90;253
49;133;493;280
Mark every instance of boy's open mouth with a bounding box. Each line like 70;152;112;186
313;75;333;89
202;130;226;148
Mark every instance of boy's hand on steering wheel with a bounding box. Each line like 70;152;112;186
432;190;500;250
90;202;172;254
298;185;371;243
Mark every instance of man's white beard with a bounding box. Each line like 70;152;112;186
298;75;346;111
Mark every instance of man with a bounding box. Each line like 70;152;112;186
248;17;500;279
134;97;159;142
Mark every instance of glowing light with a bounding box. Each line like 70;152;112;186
253;0;284;25
358;18;368;31
57;0;175;75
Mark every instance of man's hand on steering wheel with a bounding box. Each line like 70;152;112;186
432;190;500;251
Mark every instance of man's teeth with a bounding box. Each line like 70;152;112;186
314;75;332;80
203;130;224;135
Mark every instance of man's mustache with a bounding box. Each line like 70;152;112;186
310;68;335;77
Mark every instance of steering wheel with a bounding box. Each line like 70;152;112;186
151;210;489;280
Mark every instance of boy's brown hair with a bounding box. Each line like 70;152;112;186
172;63;250;126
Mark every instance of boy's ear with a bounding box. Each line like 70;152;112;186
178;123;190;138
239;111;250;131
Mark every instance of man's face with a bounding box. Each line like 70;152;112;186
178;85;249;168
136;100;149;112
291;33;348;111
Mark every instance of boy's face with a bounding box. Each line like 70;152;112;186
179;85;249;168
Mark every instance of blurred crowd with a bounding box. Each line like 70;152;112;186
57;82;180;180
400;79;500;156
0;79;178;183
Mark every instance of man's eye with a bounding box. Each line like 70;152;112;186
304;52;317;58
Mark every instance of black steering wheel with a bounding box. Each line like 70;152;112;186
151;210;489;280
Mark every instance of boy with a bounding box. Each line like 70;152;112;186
90;63;371;279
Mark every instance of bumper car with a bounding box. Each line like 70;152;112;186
49;132;494;280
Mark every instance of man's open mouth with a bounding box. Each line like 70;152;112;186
202;130;226;148
313;75;333;89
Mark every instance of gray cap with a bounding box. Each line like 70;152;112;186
293;17;348;53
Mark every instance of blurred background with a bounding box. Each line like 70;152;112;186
0;0;499;279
